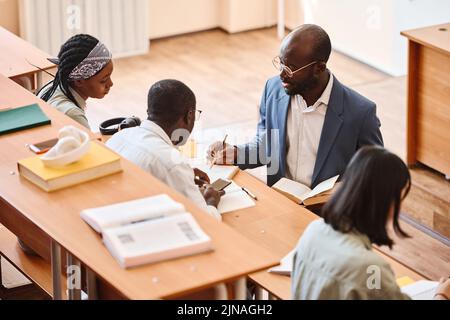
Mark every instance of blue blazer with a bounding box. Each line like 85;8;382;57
237;75;384;188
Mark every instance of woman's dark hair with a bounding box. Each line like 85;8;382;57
39;34;100;108
322;146;411;248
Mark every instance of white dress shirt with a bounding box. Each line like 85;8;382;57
106;120;221;221
285;74;334;187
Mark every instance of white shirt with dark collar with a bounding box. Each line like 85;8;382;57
285;73;334;187
106;120;221;221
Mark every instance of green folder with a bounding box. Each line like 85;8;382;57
0;103;51;136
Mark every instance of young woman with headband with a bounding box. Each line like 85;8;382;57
38;34;114;129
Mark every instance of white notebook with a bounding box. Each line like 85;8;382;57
192;160;252;213
218;181;256;214
80;194;184;233
268;249;295;276
195;163;240;183
81;195;213;268
401;280;439;300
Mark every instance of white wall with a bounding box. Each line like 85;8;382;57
301;0;450;76
149;0;220;39
285;0;303;30
392;0;450;75
220;0;276;33
149;0;277;39
0;0;20;34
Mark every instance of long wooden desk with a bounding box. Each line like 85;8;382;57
0;74;279;300
401;23;450;176
0;26;54;91
225;171;427;300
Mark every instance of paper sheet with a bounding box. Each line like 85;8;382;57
195;163;239;183
217;182;256;214
401;280;439;300
268;249;295;276
301;175;339;201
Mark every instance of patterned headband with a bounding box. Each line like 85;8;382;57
48;41;112;81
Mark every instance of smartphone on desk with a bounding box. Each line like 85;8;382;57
28;138;58;154
210;178;232;192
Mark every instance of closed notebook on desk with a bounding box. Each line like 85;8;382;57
18;142;122;192
0;103;51;135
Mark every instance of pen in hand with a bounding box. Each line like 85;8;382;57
210;134;228;169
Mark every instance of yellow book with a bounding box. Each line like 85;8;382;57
397;276;415;287
18;142;122;192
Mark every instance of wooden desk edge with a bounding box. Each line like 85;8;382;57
400;24;450;56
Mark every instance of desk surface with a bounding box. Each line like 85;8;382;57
0;27;54;78
226;171;426;300
401;23;450;56
0;74;279;299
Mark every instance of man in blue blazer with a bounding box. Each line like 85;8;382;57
208;24;383;188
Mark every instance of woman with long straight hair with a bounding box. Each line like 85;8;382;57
291;146;450;300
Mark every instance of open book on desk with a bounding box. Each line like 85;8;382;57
195;163;240;183
218;181;256;214
272;175;339;207
400;279;439;300
191;161;254;213
81;195;213;268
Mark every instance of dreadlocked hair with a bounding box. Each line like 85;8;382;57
40;34;99;109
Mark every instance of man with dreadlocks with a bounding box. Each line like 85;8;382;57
38;34;114;129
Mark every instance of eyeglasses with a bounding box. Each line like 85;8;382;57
272;56;317;78
189;109;202;121
192;109;202;121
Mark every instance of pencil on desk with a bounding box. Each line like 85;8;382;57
210;134;228;169
242;186;258;201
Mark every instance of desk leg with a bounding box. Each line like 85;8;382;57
67;253;82;300
86;268;98;300
36;72;44;92
234;277;247;300
255;285;265;300
51;240;62;300
214;284;228;300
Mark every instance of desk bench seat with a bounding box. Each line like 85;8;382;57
0;226;67;299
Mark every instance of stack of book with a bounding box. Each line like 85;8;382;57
18;142;122;192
